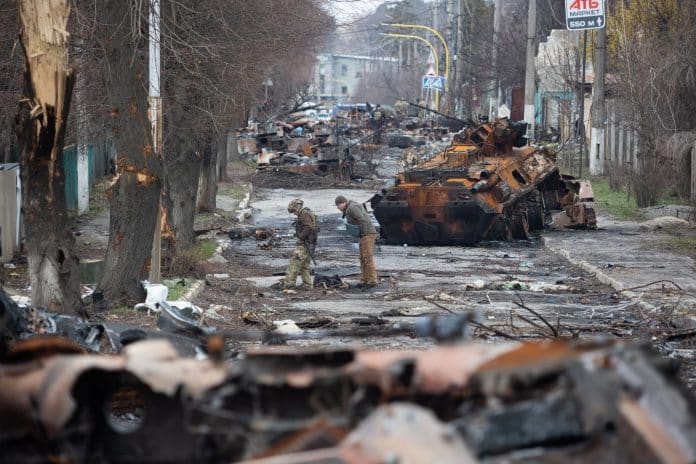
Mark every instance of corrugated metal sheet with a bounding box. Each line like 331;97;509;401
0;164;21;262
63;140;113;212
63;145;78;211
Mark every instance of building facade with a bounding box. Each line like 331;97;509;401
313;53;397;103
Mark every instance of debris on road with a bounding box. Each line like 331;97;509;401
638;216;695;231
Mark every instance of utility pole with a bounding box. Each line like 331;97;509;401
75;46;89;216
590;27;606;175
149;0;163;283
433;0;440;35
692;141;696;201
456;0;465;118
524;0;537;141
579;30;588;178
433;0;441;111
491;0;502;119
398;41;403;69
445;0;455;114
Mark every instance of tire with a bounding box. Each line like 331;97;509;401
526;190;545;231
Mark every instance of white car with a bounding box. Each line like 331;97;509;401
317;110;331;122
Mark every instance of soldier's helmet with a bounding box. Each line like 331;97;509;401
288;198;303;213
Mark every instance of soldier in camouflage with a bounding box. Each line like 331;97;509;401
283;198;319;290
335;195;378;289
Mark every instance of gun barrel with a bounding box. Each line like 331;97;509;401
407;102;475;127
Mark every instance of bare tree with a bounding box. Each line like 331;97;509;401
92;1;162;304
608;0;696;205
14;0;82;314
159;0;333;253
0;1;22;163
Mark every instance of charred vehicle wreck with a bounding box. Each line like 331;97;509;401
2;253;696;463
2;335;696;463
372;118;597;245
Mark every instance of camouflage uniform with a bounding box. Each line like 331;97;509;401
284;200;318;289
343;200;378;286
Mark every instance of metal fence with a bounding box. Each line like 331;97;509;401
0;163;21;262
63;140;114;211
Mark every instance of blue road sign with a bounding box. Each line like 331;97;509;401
422;75;446;91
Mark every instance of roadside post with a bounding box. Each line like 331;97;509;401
565;0;605;177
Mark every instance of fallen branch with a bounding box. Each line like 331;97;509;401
619;279;684;293
426;299;457;314
513;293;559;337
470;320;519;341
514;312;552;337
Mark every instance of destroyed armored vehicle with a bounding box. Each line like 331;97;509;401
372;119;596;245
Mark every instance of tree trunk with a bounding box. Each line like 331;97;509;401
96;1;162;304
15;0;82;315
196;144;217;213
162;77;204;253
226;129;240;162
163;146;201;252
217;133;228;182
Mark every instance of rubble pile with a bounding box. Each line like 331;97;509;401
239;101;466;187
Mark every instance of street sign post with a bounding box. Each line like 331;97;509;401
565;0;605;30
422;75;446;91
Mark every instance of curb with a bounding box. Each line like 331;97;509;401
542;238;659;312
235;187;253;222
181;279;206;302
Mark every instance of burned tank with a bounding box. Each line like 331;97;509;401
372;119;596;245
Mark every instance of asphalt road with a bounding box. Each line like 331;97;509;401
222;188;625;348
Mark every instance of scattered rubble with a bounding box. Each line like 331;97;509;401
3;99;694;463
240;100;466;188
638;216;695;232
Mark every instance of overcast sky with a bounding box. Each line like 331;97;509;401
330;0;385;23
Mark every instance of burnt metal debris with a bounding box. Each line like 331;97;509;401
2;105;690;463
2;314;696;464
372;118;598;245
240;101;453;185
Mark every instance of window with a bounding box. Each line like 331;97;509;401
355;72;362;78
319;74;325;93
341;86;348;95
341;64;348;76
512;170;527;185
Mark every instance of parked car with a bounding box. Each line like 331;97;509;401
317;109;331;122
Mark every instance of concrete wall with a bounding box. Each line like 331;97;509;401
604;102;639;173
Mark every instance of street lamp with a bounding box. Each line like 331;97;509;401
380;32;441;109
382;22;449;98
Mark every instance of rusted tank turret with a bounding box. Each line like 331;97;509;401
372;119;596;245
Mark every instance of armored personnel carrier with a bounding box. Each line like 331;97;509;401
371;119;596;245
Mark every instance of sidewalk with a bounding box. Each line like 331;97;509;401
543;213;696;317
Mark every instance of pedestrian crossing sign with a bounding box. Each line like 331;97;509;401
422;75;445;91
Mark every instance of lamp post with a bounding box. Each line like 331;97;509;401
381;32;441;109
383;23;450;110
